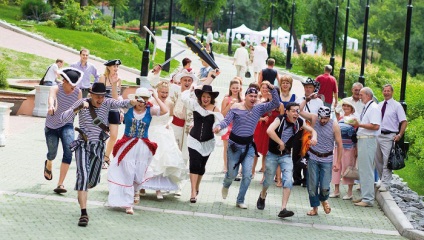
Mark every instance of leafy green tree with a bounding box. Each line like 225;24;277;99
179;0;226;35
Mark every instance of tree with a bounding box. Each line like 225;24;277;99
179;0;226;35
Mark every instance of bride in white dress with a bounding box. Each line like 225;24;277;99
141;81;188;199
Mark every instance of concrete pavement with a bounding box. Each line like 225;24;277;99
0;21;410;239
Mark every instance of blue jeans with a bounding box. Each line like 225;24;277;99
223;144;254;204
45;124;74;164
264;152;293;189
307;159;333;207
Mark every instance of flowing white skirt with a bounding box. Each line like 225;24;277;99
107;139;153;208
141;124;188;191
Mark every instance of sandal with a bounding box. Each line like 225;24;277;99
321;201;331;214
134;193;140;204
126;207;134;215
190;197;197;203
78;215;89;227
307;209;318;216
44;160;52;181
102;156;111;169
276;180;282;187
53;185;67;194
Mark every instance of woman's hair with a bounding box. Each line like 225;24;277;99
103;66;110;77
155;81;169;91
227;79;242;103
248;82;260;90
279;75;293;91
197;92;216;105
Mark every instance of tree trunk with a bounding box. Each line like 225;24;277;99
193;16;199;35
293;29;301;55
141;0;150;38
80;0;88;8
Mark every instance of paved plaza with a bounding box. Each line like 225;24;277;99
0;24;406;239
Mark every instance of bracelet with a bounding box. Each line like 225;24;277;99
211;75;216;79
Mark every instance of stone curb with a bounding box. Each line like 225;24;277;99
0;20;141;75
376;190;424;239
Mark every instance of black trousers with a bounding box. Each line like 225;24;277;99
292;129;307;184
188;147;210;175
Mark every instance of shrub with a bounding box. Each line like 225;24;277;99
21;0;51;21
406;116;424;171
126;19;140;28
270;46;285;66
0;63;9;89
54;17;66;28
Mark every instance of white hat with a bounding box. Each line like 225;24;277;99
128;87;151;100
174;68;198;83
341;98;356;113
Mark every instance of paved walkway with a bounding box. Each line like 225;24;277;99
0;23;406;239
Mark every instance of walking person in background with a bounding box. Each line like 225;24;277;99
253;41;268;82
108;87;168;214
375;84;407;192
71;48;100;97
61;82;139;226
42;59;64;86
221;78;243;173
99;59;123;169
206;27;215;60
213;82;280;209
233;41;249;79
43;68;82;194
258;58;280;86
315;65;338;108
182;85;226;203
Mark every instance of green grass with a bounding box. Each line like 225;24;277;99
394;157;424;196
0;47;55;78
0;5;179;78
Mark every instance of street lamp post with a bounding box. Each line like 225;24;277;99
358;0;370;85
338;0;349;98
139;0;144;36
200;5;207;42
329;0;339;76
112;6;116;29
140;0;154;78
267;0;275;57
285;1;295;70
399;0;413;151
227;2;235;55
152;0;157;40
163;0;174;72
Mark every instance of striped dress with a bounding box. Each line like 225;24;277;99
45;84;80;129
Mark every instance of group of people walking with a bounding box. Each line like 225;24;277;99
41;47;407;227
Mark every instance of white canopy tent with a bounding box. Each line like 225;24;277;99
346;36;359;51
226;24;256;41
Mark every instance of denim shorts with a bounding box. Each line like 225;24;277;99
44;123;74;164
264;152;293;189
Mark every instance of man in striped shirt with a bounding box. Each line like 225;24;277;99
213;82;279;209
299;101;342;216
61;82;140;227
43;68;82;194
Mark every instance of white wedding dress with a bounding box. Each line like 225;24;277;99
141;113;188;191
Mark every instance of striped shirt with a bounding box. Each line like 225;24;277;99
219;88;280;146
309;119;335;163
45;84;80;129
61;98;132;142
70;61;100;89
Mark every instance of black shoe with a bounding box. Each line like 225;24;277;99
256;193;266;210
293;180;302;186
234;177;241;181
301;183;307;188
278;208;294;218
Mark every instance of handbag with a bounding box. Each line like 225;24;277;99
342;166;359;180
39;65;52;85
387;141;406;170
245;68;251;78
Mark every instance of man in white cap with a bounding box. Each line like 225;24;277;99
61;82;141;227
43;68;82;194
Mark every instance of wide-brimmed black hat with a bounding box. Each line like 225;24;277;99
89;82;107;95
302;77;320;92
59;67;83;87
195;85;219;99
104;59;121;66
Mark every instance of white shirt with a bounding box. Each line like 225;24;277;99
206;32;213;44
233;47;249;67
295;96;324;114
335;96;365;118
44;63;59;82
379;98;407;132
253;45;268;69
357;100;381;136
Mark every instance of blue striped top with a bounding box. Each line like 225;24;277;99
61;98;132;142
309;119;335;163
219;88;280;146
45;84;80;129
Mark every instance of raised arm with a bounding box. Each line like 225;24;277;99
150;90;168;115
202;69;220;86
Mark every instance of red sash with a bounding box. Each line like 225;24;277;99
113;136;158;165
172;116;185;127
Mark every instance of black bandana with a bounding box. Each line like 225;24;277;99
245;87;259;95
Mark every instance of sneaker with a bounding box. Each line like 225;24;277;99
278;208;294;218
222;187;229;199
342;194;353;200
256;194;266;210
236;203;248;209
156;191;164;200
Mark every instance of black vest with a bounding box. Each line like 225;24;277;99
268;115;303;155
189;111;215;142
262;68;278;85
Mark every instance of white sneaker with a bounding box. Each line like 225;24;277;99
236;203;248;209
156;191;164;200
222;187;229;199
